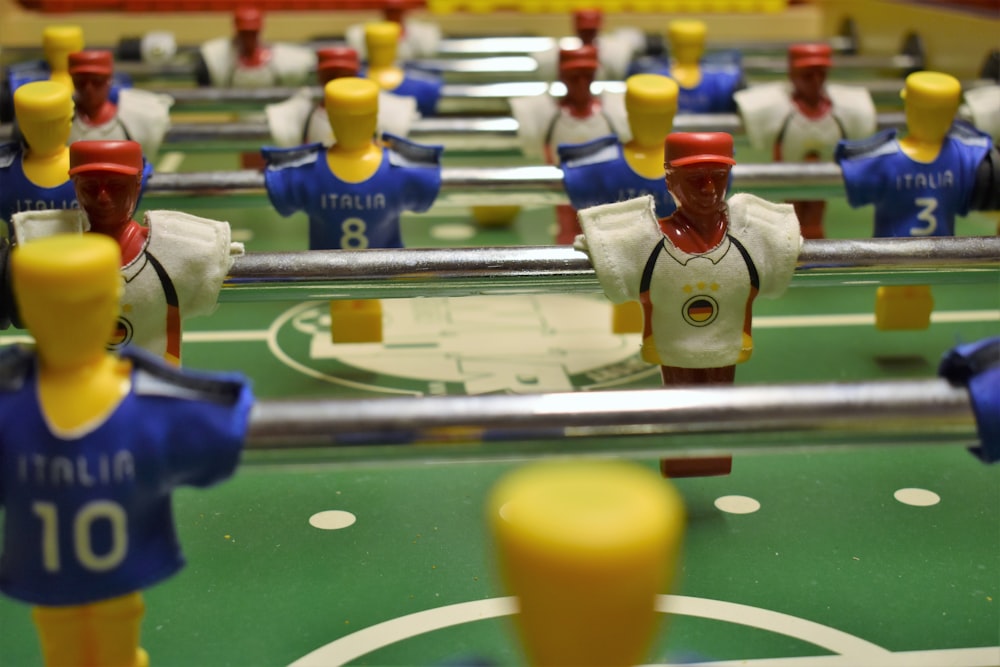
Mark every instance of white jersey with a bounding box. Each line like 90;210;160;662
509;92;628;162
68;88;174;160
735;81;877;161
199;37;316;88
11;209;242;362
575;193;801;368
532;29;645;81
960;85;1000;139
265;88;419;148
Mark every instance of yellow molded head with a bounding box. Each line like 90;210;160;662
901;71;961;144
364;21;401;66
325;77;379;148
13;234;122;365
488;459;685;666
42;25;84;69
14;81;74;153
626;73;678;147
668;19;706;63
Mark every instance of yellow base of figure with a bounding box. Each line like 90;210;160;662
875;285;934;331
330;299;384;343
612;301;644;334
488;460;685;667
33;591;146;667
470;205;522;227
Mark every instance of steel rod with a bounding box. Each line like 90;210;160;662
145;161;848;202
221;237;1000;301
244;379;979;457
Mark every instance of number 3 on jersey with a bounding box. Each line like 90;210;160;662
341;217;369;249
913;197;938;236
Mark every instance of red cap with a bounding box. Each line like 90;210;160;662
574;8;603;33
664;132;736;168
383;0;407;23
317;46;360;78
234;6;263;31
69;140;144;177
559;45;599;72
788;43;832;70
68;50;114;75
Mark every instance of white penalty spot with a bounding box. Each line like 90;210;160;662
893;488;941;507
309;510;357;530
714;495;762;515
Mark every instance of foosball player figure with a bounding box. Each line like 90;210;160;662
1;25;133;124
628;19;743;113
558;73;679;334
0;233;253;667
262;77;442;344
734;43;876;239
488;459;685;666
265;46;418;149
531;8;644;82
196;6;315;88
68;50;173;161
575;132;802;477
363;21;443;118
511;45;629;243
346;0;442;61
11;140;241;365
0;81;78;233
835;71;999;331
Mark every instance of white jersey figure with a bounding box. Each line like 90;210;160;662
265;48;417;148
575;133;801;373
67;50;173;160
532;8;644;82
11;141;241;364
198;7;315;88
345;0;441;62
734;43;875;239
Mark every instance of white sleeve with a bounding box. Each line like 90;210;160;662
828;83;878;140
117;87;175;160
198;37;233;88
377;91;420;138
265;89;315;148
599;90;630;142
598;29;643;80
733;82;791;152
532;47;559;82
145;210;242;318
403;20;442;58
726;193;801;299
577;195;663;304
961;85;1000;139
271;43;318;86
11;209;88;243
509;94;559;159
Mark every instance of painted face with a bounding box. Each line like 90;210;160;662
71;72;112;114
73;171;141;230
666;164;731;219
562;68;596;108
789;66;828;105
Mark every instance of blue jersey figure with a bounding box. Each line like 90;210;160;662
835;71;999;332
559;136;676;219
627;20;742;113
263;134;442;250
835;121;993;238
0;234;253;667
363;21;443;117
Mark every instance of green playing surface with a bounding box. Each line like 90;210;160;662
1;134;998;666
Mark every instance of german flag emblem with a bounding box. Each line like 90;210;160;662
109;317;134;350
682;295;719;327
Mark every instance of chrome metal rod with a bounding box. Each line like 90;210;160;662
51;112;901;150
145;162;848;203
221;237;1000;301
151;79;998;110
244;379;978;457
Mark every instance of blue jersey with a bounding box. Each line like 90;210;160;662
262;134;442;250
0;142;154;232
389;68;443;117
835;121;992;238
0;345;253;607
558;136;677;218
626;55;741;113
6;60;132;102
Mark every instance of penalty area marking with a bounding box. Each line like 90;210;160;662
287;594;900;667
